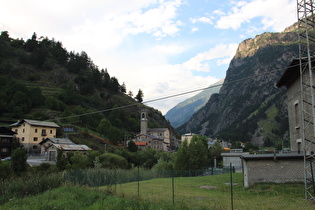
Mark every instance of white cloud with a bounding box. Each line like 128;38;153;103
183;43;238;72
191;16;213;24
215;0;296;31
153;44;185;54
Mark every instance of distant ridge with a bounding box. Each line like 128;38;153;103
165;78;224;128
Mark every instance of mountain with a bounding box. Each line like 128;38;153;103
177;24;301;148
165;78;224;128
0;31;175;145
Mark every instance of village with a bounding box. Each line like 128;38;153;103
1;55;314;189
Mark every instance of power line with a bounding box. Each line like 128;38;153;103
50;62;299;122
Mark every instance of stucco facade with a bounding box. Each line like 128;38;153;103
181;132;195;144
10;119;59;153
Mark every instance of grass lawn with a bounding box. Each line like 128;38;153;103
1;173;315;209
109;173;315;209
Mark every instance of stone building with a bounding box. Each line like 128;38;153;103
131;108;176;151
277;58;315;153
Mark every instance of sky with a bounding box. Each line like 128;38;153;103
0;0;297;114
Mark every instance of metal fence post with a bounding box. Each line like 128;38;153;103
137;165;140;198
172;174;175;204
230;163;234;210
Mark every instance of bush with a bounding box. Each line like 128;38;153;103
0;172;64;205
100;153;129;169
0;161;14;180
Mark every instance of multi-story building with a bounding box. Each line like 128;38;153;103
0;126;17;158
132;108;177;151
10;119;59;154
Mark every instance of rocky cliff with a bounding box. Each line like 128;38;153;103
177;25;300;147
165;78;224;128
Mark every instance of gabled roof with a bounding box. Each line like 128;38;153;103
147;128;168;132
277;57;315;88
51;144;91;151
39;137;74;145
135;142;147;146
0;126;17;135
137;133;164;141
10;119;60;128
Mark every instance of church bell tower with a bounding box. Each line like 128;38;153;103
140;108;148;135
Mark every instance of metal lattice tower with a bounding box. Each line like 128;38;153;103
297;0;315;200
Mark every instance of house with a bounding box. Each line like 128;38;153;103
134;133;164;150
241;153;304;187
239;58;311;187
181;132;195;145
132;108;176;151
10;119;60;154
0;126;17;158
39;137;75;155
277;58;315;153
44;143;92;161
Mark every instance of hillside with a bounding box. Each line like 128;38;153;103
165;78;224;128
177;24;301;148
0;31;175;145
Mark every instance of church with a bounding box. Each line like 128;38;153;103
131;108;175;151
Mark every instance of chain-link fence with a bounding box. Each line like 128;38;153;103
64;165;315;209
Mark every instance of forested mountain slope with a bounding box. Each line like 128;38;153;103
178;24;300;148
0;31;174;144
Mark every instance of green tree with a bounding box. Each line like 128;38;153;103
99;153;129;169
120;82;127;93
136;148;158;169
209;141;224;167
11;147;28;175
86;150;101;168
189;135;209;170
175;140;190;170
0;160;14;180
56;149;68;171
128;140;138;152
97;118;112;138
135;89;144;103
70;152;89;169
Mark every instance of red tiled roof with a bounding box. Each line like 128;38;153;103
135;142;147;146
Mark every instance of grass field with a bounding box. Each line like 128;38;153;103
1;173;315;209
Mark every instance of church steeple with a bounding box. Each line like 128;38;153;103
140;108;148;135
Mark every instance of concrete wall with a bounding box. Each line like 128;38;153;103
222;152;249;172
286;75;315;153
243;158;304;187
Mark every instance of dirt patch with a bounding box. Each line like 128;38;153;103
199;185;218;189
224;183;239;186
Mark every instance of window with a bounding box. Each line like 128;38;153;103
294;102;299;127
50;130;53;134
21;137;25;142
23;129;25;133
1;148;8;152
34;137;38;141
42;129;47;136
15;129;18;133
35;129;38;133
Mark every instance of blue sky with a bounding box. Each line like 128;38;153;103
0;0;297;114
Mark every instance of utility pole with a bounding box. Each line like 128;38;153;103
297;0;315;200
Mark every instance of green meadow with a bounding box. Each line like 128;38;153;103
1;173;314;209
